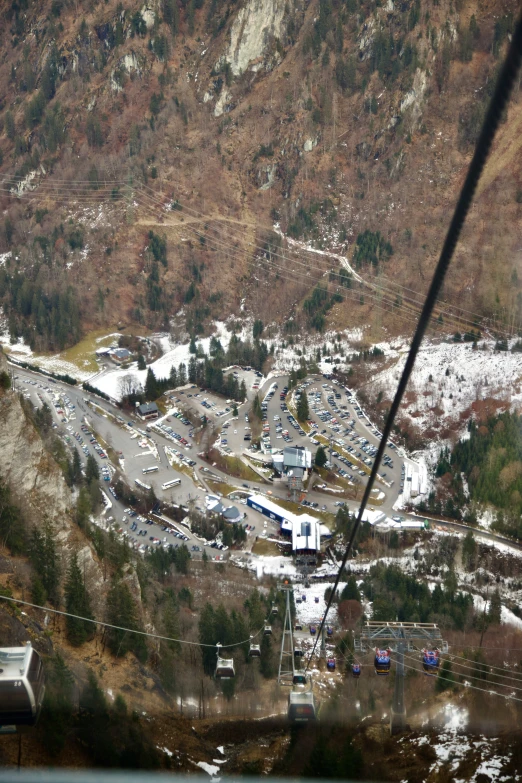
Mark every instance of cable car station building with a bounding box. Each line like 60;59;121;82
246;494;329;554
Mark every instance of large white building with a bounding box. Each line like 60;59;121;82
246;494;330;553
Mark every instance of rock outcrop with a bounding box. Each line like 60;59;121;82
0;349;70;517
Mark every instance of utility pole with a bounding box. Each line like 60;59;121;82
278;585;295;685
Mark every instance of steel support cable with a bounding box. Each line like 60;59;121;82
401;650;522;689
2;179;514;337
2;170;521;336
134;186;516;338
444;652;522;681
391;654;522;703
304;15;522;673
0;594;267;650
136;184;522;338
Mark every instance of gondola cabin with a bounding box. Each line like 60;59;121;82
249;644;261;658
264;625;272;636
351;663;361;678
0;643;45;728
310;625;317;635
295;622;303;631
422;649;440;675
293;672;307;685
374;648;391;676
215;645;235;679
326;626;333;637
294;645;304;657
271;603;278;615
314;597;319;603
288;690;316;722
301;594;306;602
327;658;336;671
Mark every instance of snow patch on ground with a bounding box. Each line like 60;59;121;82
196;761;221;776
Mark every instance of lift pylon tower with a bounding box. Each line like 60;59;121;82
355;622;448;736
278;586;296;685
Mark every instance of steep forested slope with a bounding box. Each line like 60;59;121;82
0;0;521;348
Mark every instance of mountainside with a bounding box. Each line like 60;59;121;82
0;0;521;350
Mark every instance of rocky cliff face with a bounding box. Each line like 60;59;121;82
0;350;71;517
0;348;106;608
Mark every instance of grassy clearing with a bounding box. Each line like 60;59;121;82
165;451;193;479
207;479;237;496
252;539;282;556
224;455;260;481
35;327;122;375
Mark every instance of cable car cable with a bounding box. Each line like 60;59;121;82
0;594;267;649
304;18;522;672
400;651;522;691
135;183;522;338
391;655;522;703
438;653;522;683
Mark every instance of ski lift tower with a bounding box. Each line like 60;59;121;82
355;622;448;735
278;585;296;685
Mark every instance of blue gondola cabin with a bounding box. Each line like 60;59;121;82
374;648;391;676
422;649;440;675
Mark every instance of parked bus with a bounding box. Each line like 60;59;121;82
162;478;181;490
142;465;159;474
135;479;151;491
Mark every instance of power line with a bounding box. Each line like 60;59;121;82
392;654;522;703
304;14;522;672
3;178;519;337
0;594;265;650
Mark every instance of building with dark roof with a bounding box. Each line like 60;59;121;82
138;402;159;420
110;348;132;364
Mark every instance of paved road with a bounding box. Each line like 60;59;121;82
13;363;522;565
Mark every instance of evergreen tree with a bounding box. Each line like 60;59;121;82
137;354;146;370
315;445;327;468
341;576;359;601
188;356;197;383
239;379;247;402
178;363;187;386
488;588;502;625
252;394;262;418
65;553;93;645
169;365;178;387
296;392;310;422
145;367;158;400
435;659;455;692
259;633;275;678
199;603;217;675
462;530;477;571
30;522;60;605
105;581;148;661
86;454;99;483
173;543;190;574
71;448;82;485
0;477;26;554
40;655;75;756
